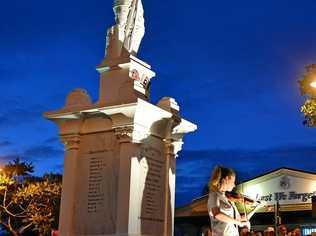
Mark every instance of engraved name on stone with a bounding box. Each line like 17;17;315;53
141;147;164;221
87;156;106;213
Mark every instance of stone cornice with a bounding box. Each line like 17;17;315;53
61;134;81;151
114;126;134;143
45;98;197;144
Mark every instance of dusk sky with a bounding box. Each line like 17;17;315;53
1;0;316;206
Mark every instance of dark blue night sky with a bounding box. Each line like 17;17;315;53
1;0;316;206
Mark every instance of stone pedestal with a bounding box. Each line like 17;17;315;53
45;88;196;236
97;55;156;106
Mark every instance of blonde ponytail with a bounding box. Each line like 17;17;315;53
208;166;235;192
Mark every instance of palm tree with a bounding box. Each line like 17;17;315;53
3;158;34;178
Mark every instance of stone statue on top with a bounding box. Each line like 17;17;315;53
105;0;145;60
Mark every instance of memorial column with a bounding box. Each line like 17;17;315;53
59;133;81;236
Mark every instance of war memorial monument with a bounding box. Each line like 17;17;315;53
45;0;197;235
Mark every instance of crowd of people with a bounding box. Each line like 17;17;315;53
238;225;303;236
277;225;303;236
201;225;309;236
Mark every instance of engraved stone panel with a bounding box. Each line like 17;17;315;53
74;150;117;235
140;138;165;234
87;155;106;214
142;151;164;220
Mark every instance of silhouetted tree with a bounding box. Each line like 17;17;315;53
0;162;61;235
3;158;34;178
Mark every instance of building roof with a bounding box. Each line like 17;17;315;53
240;167;316;184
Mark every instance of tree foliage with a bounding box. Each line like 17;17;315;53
3;158;34;178
300;98;316;127
0;160;62;236
298;64;316;127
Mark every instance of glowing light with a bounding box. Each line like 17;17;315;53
243;185;263;200
310;81;316;88
310;181;316;191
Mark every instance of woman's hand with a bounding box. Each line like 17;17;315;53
237;219;250;229
240;215;248;222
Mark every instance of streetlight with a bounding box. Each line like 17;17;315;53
310;81;316;89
